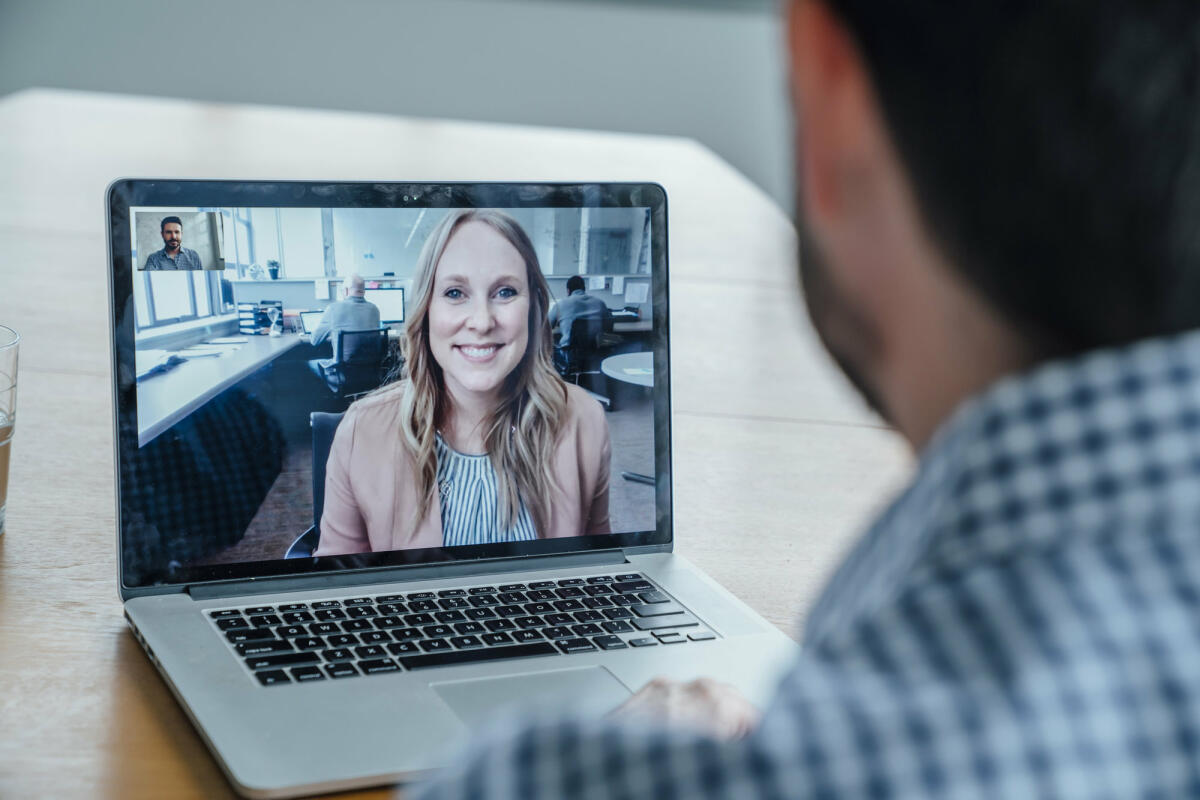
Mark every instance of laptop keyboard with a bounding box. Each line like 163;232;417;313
206;573;719;686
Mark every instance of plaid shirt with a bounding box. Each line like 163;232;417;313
417;329;1200;799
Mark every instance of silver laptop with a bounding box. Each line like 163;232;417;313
107;180;798;798
299;310;324;335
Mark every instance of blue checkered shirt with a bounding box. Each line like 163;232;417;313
416;330;1200;799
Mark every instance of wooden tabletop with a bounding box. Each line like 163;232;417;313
0;89;911;799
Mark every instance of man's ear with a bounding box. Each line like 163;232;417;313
787;0;875;231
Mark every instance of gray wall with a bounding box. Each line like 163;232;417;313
0;0;793;211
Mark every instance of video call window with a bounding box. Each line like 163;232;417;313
124;201;658;583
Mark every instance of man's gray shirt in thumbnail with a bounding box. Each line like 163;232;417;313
548;289;611;346
143;247;203;270
310;296;382;366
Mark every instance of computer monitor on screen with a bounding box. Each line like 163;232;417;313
364;287;405;324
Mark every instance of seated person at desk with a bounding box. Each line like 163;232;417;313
306;273;381;377
548;275;612;346
314;210;611;555
143;216;203;270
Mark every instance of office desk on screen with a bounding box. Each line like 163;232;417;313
136;334;303;446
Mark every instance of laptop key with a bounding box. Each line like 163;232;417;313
344;597;373;606
556;638;596;654
323;648;355;662
468;586;498;595
249;614;282;627
360;631;390;645
602;621;634;634
354;645;387;659
374;615;406;629
438;598;469;610
629;637;658;647
407;592;435;601
482;632;513;646
524;602;554;615
545;613;574;626
346;606;378;618
278;603;308;611
236;640;293;657
526;589;556;601
359;658;401;674
572;623;603;636
282;611;315;624
484;618;516;632
392;627;423;641
528;581;556;590
496;604;526;618
586;575;615;584
435;610;466;623
404;613;436;626
377;603;407;615
293;637;325;651
655;632;686;644
638;591;671;604
325;663;359;679
397;642;558;670
555;587;584;599
375;594;406;603
453;621;485;635
512;629;543;643
342;619;373;632
209;609;242;619
689;631;718;641
616;574;643;582
245;605;275;615
630;603;685;618
256;669;291;686
310;622;341;636
593;635;627;651
515;616;546;629
582;585;613;596
291;666;325;682
387;641;421;655
450;635;484;649
631;615;700;632
603;607;634;620
276;625;307;638
312;600;341;609
613;580;654;594
315;609;347;621
409;600;438;612
582;597;613;609
438;589;467;598
543;626;574;639
245;652;320;670
553;599;584;612
420;639;452;652
422;625;454;639
609;595;637;607
216;617;250;631
465;608;497;620
557;578;584;587
327;633;360;647
499;583;527;592
498;592;528;604
573;610;604;623
468;595;500;607
226;628;275;643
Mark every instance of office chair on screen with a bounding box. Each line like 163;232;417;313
284;411;344;559
554;315;610;409
311;328;389;400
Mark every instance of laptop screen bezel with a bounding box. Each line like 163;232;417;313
108;180;671;593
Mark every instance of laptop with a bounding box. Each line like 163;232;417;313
106;180;798;798
299;310;324;335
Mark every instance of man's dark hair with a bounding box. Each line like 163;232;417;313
825;1;1200;356
160;216;183;231
566;275;586;294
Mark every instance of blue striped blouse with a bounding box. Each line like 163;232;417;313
435;434;539;547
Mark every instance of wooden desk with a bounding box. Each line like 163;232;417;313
0;89;912;799
137;333;304;446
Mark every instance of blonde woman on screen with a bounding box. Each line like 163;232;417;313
314;210;612;555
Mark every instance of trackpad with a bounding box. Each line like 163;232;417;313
432;666;632;728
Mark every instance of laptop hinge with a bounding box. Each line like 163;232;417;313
186;550;629;601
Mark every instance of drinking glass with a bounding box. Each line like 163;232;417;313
0;326;18;535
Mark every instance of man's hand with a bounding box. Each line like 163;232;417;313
611;677;760;740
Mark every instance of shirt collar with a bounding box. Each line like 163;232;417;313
804;327;1200;647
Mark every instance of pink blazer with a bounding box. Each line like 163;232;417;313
314;382;612;555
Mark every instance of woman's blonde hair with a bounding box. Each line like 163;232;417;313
397;209;568;538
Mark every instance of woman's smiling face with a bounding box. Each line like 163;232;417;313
428;220;531;405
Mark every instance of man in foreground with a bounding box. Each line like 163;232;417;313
419;1;1200;795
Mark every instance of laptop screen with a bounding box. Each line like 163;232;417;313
108;181;670;591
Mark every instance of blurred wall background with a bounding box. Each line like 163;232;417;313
0;0;793;211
